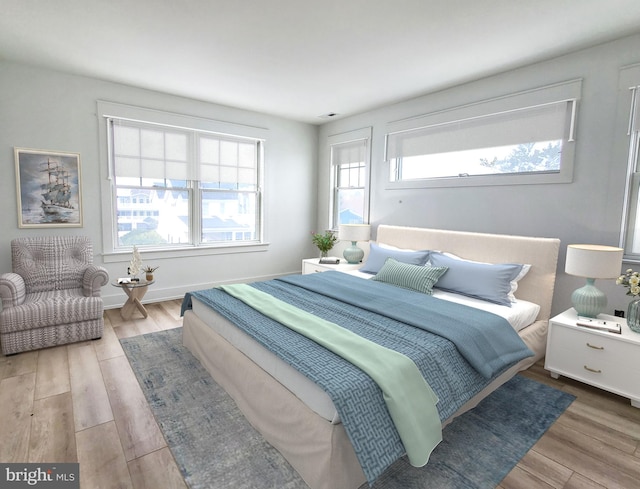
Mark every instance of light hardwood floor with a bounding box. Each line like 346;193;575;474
1;300;639;489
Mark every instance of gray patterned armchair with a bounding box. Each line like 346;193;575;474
0;236;109;355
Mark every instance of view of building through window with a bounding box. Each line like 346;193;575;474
336;161;366;225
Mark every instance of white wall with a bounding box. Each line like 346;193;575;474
318;33;640;317
0;61;318;308
4;33;640;317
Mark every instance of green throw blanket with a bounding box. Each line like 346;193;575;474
220;283;442;467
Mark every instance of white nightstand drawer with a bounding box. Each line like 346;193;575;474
547;349;640;400
303;261;330;274
549;324;639;371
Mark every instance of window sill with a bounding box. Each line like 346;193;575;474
102;242;270;263
385;169;571;189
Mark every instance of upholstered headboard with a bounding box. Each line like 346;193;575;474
375;225;561;322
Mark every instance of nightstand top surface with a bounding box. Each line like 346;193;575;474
552;308;640;344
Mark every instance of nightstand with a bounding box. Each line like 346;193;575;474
545;308;640;408
302;258;362;275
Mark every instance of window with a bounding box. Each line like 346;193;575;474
385;79;581;188
619;65;640;259
99;102;265;252
329;128;371;228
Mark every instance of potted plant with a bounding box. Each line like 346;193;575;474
311;230;337;258
616;268;640;333
143;266;159;282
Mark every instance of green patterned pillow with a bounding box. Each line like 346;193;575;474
372;258;448;295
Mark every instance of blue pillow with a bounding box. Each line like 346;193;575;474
429;252;524;306
360;242;430;274
372;259;448;295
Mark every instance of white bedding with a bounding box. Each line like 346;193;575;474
346;269;540;332
190;270;541;424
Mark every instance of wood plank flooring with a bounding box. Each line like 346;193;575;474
0;300;639;488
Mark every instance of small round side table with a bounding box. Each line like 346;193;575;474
112;279;155;319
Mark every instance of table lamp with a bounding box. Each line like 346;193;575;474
339;224;371;264
565;244;624;318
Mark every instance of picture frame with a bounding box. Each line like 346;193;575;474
14;147;83;228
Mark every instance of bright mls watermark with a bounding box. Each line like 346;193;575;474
0;464;79;488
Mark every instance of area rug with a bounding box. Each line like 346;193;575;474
121;328;575;489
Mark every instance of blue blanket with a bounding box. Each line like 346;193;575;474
182;273;533;483
279;272;533;378
220;283;442;468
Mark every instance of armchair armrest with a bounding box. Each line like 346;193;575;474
0;272;26;309
82;266;109;297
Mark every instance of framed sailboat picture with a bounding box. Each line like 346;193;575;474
14;148;83;228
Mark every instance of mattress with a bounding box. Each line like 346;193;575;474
189;272;541;424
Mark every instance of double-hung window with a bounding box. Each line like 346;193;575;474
619;65;640;259
329;128;371;228
385;79;581;188
99;101;265;252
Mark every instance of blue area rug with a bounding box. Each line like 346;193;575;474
121;328;575;489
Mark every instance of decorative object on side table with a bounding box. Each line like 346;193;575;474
128;245;143;281
564;244;623;318
311;230;337;259
339;224;371;264
616;268;640;333
144;265;159;282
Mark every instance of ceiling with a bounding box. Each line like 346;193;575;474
2;0;640;124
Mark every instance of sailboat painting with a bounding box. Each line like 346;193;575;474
15;148;83;228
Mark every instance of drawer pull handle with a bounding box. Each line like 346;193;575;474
586;343;604;350
584;365;602;373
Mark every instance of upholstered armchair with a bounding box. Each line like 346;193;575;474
0;236;109;355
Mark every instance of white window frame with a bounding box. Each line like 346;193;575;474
384;79;582;189
618;64;640;260
96;101;269;262
328;127;372;230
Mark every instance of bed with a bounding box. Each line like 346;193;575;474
181;225;560;489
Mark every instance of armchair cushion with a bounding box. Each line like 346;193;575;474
0;290;103;333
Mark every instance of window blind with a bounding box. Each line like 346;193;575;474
110;118;259;188
199;135;258;188
332;139;367;166
111;119;192;181
631;85;640;135
386;101;571;161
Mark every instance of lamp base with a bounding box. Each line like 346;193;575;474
343;241;364;264
571;278;607;318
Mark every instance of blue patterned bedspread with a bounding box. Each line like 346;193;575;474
182;272;533;484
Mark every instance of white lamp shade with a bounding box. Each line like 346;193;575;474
565;244;623;279
339;224;371;243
